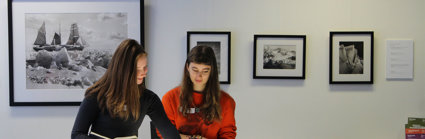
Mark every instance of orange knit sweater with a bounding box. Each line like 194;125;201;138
159;87;237;139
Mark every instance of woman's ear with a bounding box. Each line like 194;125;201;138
186;63;190;70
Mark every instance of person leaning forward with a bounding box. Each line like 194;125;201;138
71;39;180;139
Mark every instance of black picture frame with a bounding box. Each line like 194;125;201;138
187;31;231;84
8;0;144;106
329;31;374;84
253;35;306;79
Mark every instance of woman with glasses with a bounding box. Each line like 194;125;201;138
159;45;236;139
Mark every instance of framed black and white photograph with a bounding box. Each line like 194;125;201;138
253;35;306;79
8;0;144;106
329;31;373;84
187;31;231;84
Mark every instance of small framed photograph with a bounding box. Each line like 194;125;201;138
329;31;374;84
187;31;231;84
8;0;144;106
253;35;306;79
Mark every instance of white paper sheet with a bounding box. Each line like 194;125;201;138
386;40;414;79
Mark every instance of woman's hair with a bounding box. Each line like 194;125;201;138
180;45;221;122
85;39;146;121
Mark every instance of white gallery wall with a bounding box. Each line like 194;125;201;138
1;0;424;138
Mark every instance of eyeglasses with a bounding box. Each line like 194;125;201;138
190;68;210;76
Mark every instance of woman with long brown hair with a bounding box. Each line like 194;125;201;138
160;45;236;139
71;39;180;139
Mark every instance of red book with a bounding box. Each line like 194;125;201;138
406;128;425;139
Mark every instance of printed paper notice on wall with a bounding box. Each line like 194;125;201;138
386;40;414;79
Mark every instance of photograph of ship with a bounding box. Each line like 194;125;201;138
25;13;128;89
196;41;221;74
263;45;296;69
339;41;364;74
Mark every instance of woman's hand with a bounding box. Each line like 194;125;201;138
180;134;207;139
180;134;191;139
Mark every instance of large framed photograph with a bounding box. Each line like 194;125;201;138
253;35;306;79
329;31;374;84
187;31;231;84
8;0;144;106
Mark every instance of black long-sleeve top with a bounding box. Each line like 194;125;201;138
71;89;180;139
